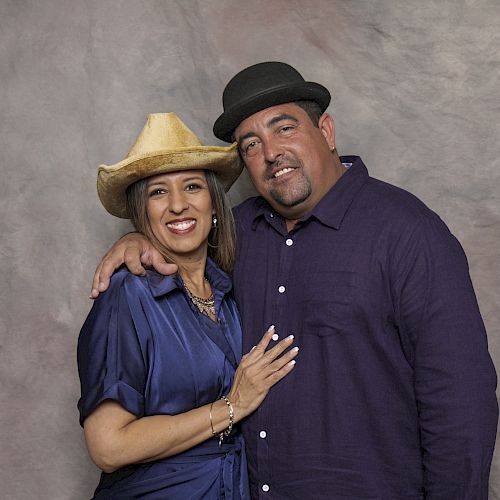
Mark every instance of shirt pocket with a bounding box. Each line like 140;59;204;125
301;271;357;337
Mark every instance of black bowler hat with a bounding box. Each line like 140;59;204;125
213;61;331;143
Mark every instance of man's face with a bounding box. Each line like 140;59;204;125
234;102;338;221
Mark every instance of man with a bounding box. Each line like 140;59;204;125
91;62;498;499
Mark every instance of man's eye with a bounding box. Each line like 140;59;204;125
279;126;293;133
245;141;257;153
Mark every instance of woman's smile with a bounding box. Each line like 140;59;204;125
166;218;197;235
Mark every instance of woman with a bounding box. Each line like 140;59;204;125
78;113;298;499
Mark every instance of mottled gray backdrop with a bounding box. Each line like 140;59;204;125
1;0;499;498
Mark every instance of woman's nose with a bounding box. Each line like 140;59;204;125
168;190;189;214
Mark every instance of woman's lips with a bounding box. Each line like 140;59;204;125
166;218;196;234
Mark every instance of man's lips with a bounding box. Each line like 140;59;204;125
273;166;295;178
268;157;301;180
166;218;196;233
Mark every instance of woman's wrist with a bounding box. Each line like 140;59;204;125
209;396;236;445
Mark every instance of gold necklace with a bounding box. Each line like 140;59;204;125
184;283;215;318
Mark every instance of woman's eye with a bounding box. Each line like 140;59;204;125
148;188;166;197
186;184;201;191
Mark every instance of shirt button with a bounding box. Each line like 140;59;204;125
278;285;286;294
271;333;279;341
262;484;270;492
285;238;293;246
259;430;267;438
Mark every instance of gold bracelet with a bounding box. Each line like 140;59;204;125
221;396;234;439
210;396;235;446
209;401;217;437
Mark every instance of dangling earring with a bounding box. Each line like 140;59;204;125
209;214;219;249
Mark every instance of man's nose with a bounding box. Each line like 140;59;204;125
262;139;283;163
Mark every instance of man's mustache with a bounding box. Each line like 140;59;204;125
265;155;302;179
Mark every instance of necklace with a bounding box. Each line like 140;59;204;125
184;282;215;318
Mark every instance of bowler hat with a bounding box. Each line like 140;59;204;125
213;62;331;142
97;113;241;218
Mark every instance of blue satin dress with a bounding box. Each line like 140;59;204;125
77;259;249;499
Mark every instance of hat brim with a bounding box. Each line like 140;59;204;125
213;81;331;142
97;143;241;218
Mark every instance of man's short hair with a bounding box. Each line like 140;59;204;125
294;100;323;127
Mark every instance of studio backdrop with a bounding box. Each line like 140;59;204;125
1;1;499;498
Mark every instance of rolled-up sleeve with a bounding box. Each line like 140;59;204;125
394;215;498;499
77;273;147;426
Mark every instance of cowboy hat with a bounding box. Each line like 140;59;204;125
97;113;242;218
213;61;331;143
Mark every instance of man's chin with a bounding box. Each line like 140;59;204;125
270;190;311;209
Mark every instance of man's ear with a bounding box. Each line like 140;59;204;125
318;113;336;150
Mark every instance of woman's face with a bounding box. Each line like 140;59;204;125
146;170;213;262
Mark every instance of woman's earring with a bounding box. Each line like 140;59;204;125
208;215;219;249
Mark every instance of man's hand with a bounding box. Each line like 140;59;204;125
90;233;177;298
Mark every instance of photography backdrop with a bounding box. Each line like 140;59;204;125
1;1;499;498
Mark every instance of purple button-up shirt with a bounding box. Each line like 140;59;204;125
232;156;497;499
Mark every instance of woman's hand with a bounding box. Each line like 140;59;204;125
90;232;177;298
227;326;298;422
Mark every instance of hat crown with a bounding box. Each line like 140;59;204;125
222;62;305;111
213;61;331;142
127;113;203;158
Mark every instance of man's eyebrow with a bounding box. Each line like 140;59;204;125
237;130;257;144
266;113;299;128
236;114;299;144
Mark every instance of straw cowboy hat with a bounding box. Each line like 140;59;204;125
97;113;242;218
213;61;331;142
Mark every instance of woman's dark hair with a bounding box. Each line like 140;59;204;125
126;170;236;273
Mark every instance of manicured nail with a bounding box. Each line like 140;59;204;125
289;360;296;367
291;346;299;352
267;324;275;332
287;335;294;341
251;345;256;351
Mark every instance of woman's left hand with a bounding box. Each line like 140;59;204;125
227;325;298;421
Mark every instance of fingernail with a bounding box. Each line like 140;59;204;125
292;346;299;352
289;360;296;367
89;289;98;299
267;324;275;332
251;345;256;351
287;335;294;341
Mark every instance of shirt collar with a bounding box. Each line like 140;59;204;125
251;156;369;231
309;156;368;229
146;257;233;298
